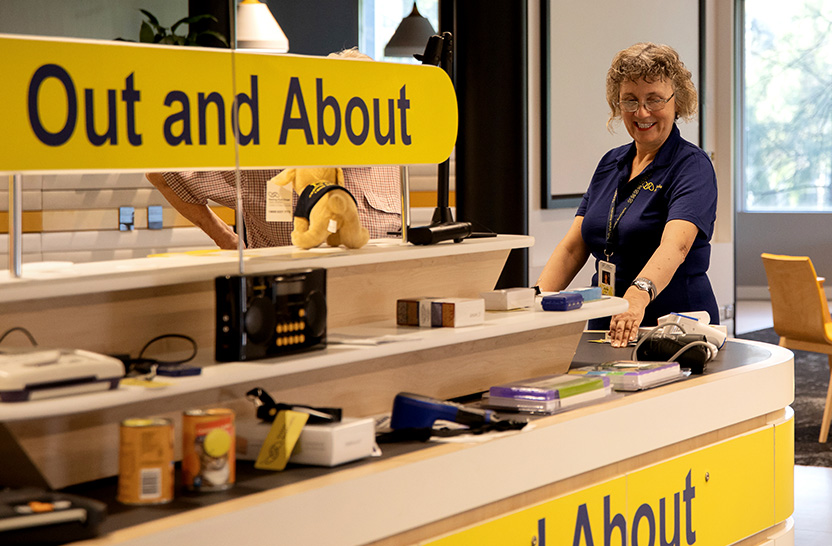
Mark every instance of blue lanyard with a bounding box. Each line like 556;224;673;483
605;176;649;260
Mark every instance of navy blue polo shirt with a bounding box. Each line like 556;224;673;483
577;124;719;325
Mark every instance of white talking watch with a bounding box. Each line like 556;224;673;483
631;277;656;302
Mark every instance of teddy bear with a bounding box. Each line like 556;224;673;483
270;167;370;250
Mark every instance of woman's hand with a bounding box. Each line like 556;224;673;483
608;287;651;347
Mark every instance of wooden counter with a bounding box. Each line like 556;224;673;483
65;337;794;546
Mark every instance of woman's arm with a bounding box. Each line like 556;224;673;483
535;216;591;292
145;172;241;250
607;218;699;347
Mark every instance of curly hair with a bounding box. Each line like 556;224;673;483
605;42;697;132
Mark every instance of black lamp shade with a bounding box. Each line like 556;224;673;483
384;3;436;58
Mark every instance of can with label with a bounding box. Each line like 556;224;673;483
182;408;236;491
117;418;175;505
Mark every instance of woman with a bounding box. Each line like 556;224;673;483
536;42;718;347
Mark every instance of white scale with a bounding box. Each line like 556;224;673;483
0;349;124;402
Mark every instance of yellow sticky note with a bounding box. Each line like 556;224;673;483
254;410;309;471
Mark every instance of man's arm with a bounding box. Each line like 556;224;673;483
145;173;241;250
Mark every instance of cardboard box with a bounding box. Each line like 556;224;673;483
236;417;376;467
480;287;536;310
429;298;485;327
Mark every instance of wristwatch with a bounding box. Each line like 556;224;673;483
631;277;656;302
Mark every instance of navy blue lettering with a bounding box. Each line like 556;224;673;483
84;88;117;146
122;73;142;145
572;504;594;546
538;517;546;546
235;75;259;145
373;98;395;145
605;494;627;546
683;471;696;544
279;77;313;145
316;78;340;145
198;92;225;145
398;85;411;145
660;493;680;546
28;64;77;146
163;91;192;145
345;97;369;145
632;504;656;546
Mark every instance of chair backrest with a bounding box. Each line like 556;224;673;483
761;253;832;343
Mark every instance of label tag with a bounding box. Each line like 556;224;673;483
254;410;309;471
598;260;616;297
327;219;338;233
266;178;294;222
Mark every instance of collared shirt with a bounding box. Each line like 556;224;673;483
163;167;401;248
577;124;719;324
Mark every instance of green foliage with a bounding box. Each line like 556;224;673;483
137;9;228;47
744;0;832;210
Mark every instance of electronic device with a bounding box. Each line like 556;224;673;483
657;312;727;349
541;292;583;311
390;392;499;429
633;323;718;375
0;349;124;402
215;268;327;362
407;32;473;246
0;487;106;544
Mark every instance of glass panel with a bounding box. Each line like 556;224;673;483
743;0;832;211
0;0;238;268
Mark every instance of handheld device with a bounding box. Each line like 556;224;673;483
390;392;498;429
657;313;727;349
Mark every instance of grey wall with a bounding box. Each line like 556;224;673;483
264;0;358;56
736;212;832;297
0;0;186;41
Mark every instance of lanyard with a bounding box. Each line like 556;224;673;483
605;176;648;260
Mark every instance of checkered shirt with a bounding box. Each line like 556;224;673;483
163;167;402;248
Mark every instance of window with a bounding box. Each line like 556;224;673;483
359;0;439;63
742;0;832;211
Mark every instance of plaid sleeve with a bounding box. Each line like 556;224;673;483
343;166;402;238
162;170;238;208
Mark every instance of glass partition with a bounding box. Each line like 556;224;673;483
1;1;456;276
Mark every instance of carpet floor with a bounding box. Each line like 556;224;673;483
737;328;832;467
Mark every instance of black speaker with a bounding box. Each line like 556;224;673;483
215;268;326;362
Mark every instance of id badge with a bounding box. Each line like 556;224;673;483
266;177;293;222
598;260;616;297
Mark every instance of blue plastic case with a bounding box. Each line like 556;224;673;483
541;293;583;311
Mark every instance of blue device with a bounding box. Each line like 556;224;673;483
390;392;498;429
541;292;583;311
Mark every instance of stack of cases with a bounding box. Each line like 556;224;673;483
397;297;485;328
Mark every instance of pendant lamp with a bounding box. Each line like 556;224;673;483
384;3;436;58
236;0;289;52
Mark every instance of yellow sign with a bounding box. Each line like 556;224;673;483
427;420;793;546
254;410;309;472
0;34;458;173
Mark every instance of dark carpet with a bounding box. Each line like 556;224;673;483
736;328;832;467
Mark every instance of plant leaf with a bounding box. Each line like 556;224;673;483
139;9;160;27
171;13;217;35
139;21;156;43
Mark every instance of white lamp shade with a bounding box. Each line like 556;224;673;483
237;0;289;52
384;3;436;58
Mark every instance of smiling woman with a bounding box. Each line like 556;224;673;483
536;42;719;347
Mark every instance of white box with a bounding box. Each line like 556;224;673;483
235;417;376;467
429;298;485;327
480;287;536;310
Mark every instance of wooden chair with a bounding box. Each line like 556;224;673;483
761;253;832;442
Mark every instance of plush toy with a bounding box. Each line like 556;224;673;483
270;167;369;250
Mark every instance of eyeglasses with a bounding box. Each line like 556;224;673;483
617;93;675;113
